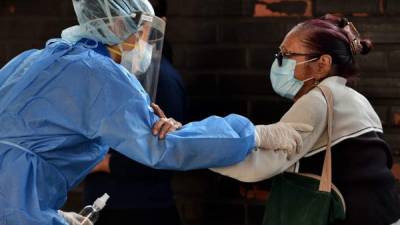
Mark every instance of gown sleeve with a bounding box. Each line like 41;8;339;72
86;59;255;171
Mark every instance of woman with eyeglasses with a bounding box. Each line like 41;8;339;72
212;14;400;225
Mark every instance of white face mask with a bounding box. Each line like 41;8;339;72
121;39;153;76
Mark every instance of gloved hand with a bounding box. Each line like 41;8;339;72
58;210;93;225
255;122;313;159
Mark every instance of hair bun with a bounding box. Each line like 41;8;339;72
360;39;373;55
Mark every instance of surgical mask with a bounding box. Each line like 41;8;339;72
270;57;317;100
120;39;153;76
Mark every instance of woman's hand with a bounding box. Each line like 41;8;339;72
151;103;182;139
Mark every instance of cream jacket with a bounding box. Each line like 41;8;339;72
211;76;382;182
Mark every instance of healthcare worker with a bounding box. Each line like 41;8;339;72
0;0;307;224
83;1;187;224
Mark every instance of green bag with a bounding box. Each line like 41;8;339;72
262;85;346;225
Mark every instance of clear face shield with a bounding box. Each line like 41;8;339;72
84;12;166;101
119;13;165;101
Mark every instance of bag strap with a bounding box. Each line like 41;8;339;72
316;85;334;192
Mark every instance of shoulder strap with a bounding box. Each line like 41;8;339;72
316;85;334;192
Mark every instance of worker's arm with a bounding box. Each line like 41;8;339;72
88;64;255;171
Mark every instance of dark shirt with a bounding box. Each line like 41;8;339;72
299;132;400;225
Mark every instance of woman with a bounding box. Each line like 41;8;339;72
213;14;400;225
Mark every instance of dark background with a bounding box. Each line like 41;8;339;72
1;0;399;225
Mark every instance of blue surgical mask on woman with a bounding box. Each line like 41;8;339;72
270;57;318;100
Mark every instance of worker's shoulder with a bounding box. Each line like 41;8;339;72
65;47;115;69
60;46;126;80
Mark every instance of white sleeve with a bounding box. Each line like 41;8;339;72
211;89;328;182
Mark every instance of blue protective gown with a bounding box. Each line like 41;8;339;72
0;39;255;225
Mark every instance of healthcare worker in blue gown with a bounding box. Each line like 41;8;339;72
0;0;307;224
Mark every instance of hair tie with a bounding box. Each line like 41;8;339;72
342;19;362;56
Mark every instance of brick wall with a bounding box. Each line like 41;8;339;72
0;0;76;65
166;1;400;224
0;1;399;225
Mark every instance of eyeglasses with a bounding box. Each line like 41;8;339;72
275;51;321;66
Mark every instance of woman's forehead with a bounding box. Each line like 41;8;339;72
280;31;307;52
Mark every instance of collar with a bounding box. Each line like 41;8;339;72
77;38;111;58
319;76;347;87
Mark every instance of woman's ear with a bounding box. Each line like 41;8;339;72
315;54;332;80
